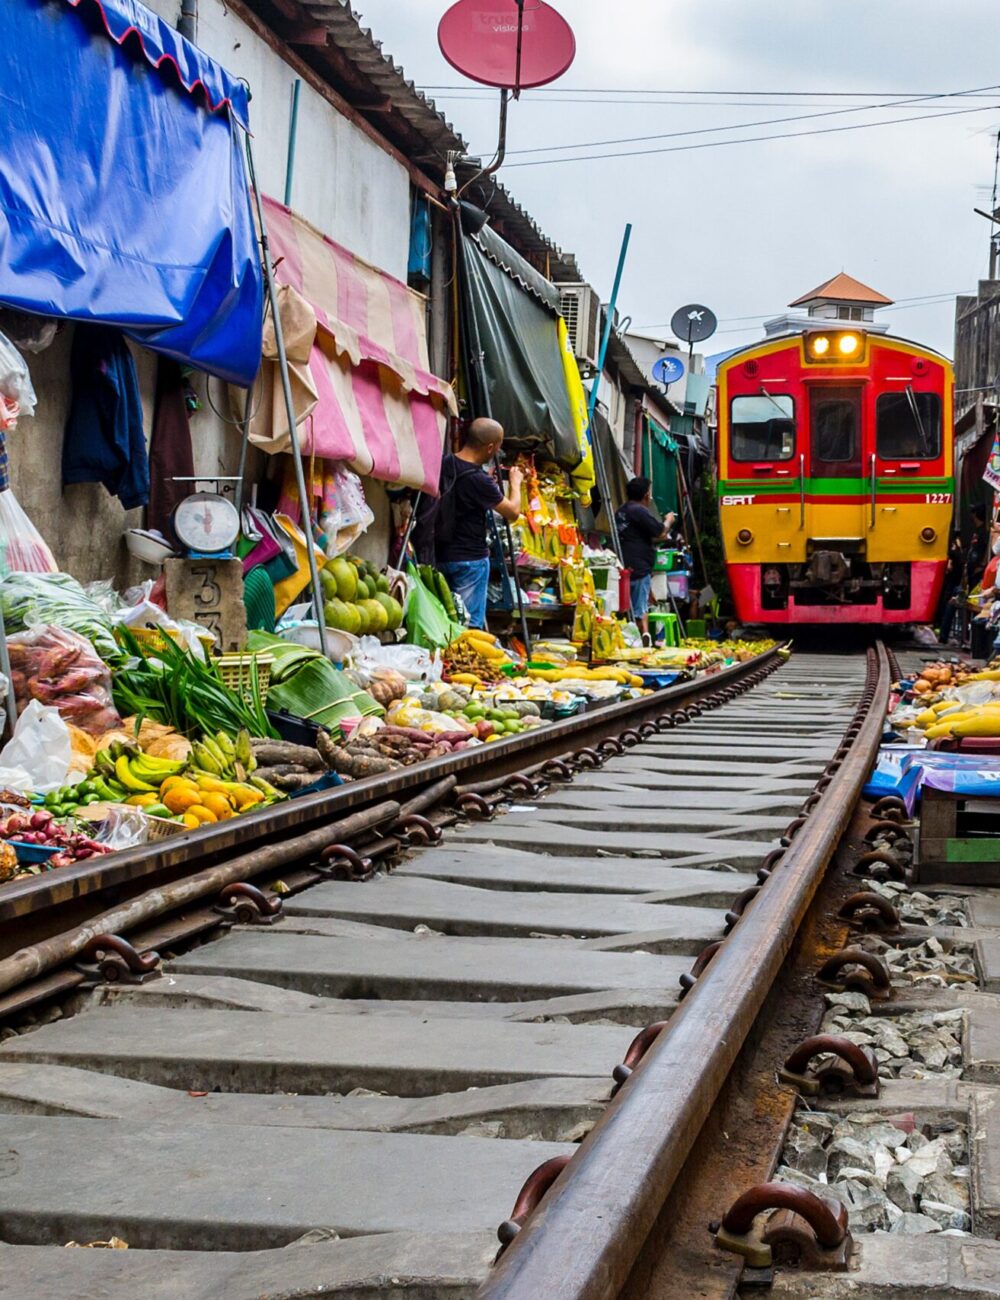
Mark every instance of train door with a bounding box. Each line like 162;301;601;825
807;385;864;541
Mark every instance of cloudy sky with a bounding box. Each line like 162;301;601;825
355;0;999;359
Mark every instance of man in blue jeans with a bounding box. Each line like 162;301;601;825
436;418;523;629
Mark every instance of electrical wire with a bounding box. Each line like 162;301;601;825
503;102;1000;168
633;292;973;335
504;84;1000;156
421;84;1000;97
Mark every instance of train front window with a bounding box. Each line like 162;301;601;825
730;394;795;461
810;386;861;474
876;391;941;459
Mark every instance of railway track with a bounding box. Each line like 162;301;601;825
0;646;885;1297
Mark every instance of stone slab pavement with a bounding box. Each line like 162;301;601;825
0;1231;497;1300
166;930;689;1000
396;848;756;900
0;1116;570;1249
0;1061;608;1140
0;1006;635;1095
283;876;723;948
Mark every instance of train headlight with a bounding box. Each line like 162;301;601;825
920;527;937;544
737;528;753;546
809;335;830;358
838;333;860;356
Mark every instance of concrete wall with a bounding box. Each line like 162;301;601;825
8;0;414;586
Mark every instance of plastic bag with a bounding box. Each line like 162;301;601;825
353;635;442;682
0;330;36;424
95;806;151;851
0;571;119;660
404;564;463;651
0;700;75;793
7;625;122;736
0;490;57;576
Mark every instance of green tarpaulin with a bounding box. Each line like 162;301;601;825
458;230;580;469
642;417;679;518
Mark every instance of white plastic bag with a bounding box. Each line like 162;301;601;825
0;331;36;423
0;490;57;575
353;635;442;682
0;700;75;793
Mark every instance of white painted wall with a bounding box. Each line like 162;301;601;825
146;0;412;278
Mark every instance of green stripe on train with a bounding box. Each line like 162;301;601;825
718;477;954;497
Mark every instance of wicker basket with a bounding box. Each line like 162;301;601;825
216;652;274;705
144;813;186;841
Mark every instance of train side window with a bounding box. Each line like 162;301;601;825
730;395;796;461
876;391;941;459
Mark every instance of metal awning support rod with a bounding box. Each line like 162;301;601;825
244;131;329;658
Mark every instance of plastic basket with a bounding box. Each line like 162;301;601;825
215;653;273;705
116;625;215;657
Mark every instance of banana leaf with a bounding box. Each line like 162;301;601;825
266;659;383;730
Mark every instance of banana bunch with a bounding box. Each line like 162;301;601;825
189;730;258;782
93;741;187;799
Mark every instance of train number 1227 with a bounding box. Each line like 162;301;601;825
925;493;952;504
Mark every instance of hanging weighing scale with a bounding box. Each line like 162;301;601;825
171;478;242;559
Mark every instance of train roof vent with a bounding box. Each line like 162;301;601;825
742;359;759;377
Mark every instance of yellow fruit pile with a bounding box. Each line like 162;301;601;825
527;665;643;688
159;774;264;829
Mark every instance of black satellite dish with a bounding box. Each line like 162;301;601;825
670;303;718;346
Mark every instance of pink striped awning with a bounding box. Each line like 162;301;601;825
250;197;456;494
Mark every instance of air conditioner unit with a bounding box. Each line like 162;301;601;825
559;283;600;372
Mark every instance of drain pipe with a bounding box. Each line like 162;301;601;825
178;0;197;43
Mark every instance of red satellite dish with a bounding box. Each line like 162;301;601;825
438;0;576;91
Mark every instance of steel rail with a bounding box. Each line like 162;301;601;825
0;649;779;931
479;643;888;1300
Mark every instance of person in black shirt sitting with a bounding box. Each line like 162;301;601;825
615;476;677;637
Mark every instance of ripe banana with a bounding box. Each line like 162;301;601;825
115;756;157;793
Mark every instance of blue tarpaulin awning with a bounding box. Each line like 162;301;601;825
0;0;263;385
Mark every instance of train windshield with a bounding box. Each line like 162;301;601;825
730;394;796;461
810;387;861;474
876;391;941;459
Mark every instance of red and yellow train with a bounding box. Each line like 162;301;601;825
716;325;953;625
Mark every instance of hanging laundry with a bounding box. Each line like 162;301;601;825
63;325;149;510
148;357;195;536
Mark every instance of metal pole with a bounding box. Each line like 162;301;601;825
284;80;301;208
585;224;632;565
244;132;329;657
0;602;16;733
233;384;255;519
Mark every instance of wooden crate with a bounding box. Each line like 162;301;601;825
914;784;1000;884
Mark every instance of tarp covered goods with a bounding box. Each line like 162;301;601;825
0;0;263;385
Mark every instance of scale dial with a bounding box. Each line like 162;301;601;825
172;493;241;555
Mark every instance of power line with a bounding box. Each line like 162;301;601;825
633;292;972;334
503;102;1000;168
505;85;999;157
421;84;998;97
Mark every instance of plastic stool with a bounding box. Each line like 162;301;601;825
648;611;680;646
686;618;706;639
